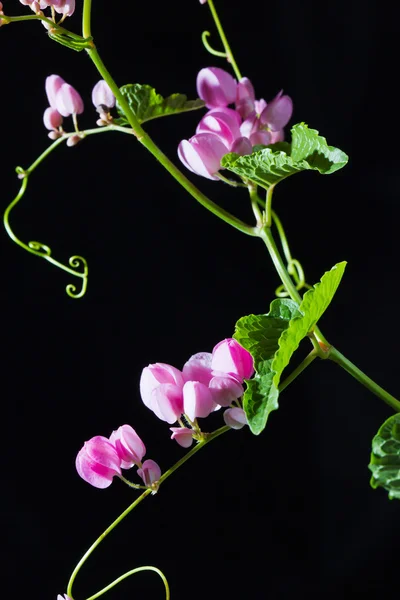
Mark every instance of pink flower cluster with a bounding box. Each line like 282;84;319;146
178;67;293;180
76;424;161;490
43;75;115;144
19;0;75;18
140;338;254;447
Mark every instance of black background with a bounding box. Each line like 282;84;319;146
1;1;400;599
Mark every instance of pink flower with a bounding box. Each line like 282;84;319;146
109;424;146;469
137;459;161;487
178;133;228;180
183;380;216;421
209;375;244;406
196;110;241;149
45;75;66;110
211;338;254;381
260;90;293;132
140;363;184;423
230;136;253;155
236;77;256;120
223;407;247;430
196;67;237;109
55;83;84;117
182;352;213;385
53;0;75;16
170;427;194;448
92;80;115;109
43;107;63;131
57;594;72;600
76;436;122;489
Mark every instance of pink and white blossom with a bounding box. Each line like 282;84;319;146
140;363;185;423
209;374;244;406
137;459;161;487
92;80;116;109
55;83;84;117
178;133;228;180
43;107;63;131
183;380;216;421
76;435;122;489
196;67;237;109
223;407;247;430
170;427;194;448
109;424;146;469
211;338;254;381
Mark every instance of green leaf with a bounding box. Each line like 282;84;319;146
272;261;347;383
234;262;346;435
115;84;205;125
221;123;348;190
369;414;400;500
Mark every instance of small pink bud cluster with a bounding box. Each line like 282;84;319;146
0;2;5;26
19;0;75;19
178;67;293;180
43;76;116;144
76;424;161;490
140;338;254;447
44;75;84;142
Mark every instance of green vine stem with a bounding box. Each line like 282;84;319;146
2;12;87;40
328;347;400;413
85;566;170;600
66;426;229;600
3;126;133;297
203;0;242;81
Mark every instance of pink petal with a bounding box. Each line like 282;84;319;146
182;352;213;385
183;381;215;421
137;459;161;486
260;91;293;132
170;427;194;448
223;407;247;430
211;338;254;381
140;363;185;409
209;375;244;407
196;67;237;109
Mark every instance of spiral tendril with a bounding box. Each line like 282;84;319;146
201;31;228;57
4;171;89;298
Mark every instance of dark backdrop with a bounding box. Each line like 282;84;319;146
1;1;399;599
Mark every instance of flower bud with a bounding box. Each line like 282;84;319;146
92;79;115;109
43;107;63;130
183;380;215;421
170;427;194;448
182;352;213;385
45;75;66;110
211;338;254;381
178;133;228;180
196;67;237;109
140;363;184;423
236;77;256;119
230;136;253;155
260;91;293;132
223;407;247;430
137;459;161;487
53;0;75;16
209;375;244;407
75;435;122;489
109;424;146;469
196;110;241;149
56;83;84;117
